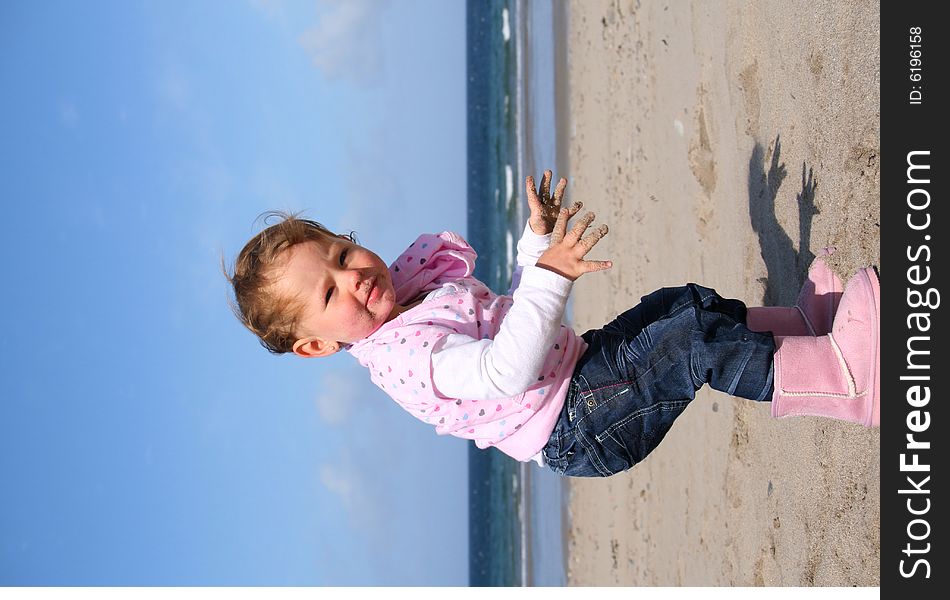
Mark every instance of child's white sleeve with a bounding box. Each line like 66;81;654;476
430;265;572;400
508;221;551;294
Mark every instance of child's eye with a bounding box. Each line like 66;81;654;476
325;249;349;305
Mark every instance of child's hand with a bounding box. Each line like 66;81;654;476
526;170;572;236
535;208;612;282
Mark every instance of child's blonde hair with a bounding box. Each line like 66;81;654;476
224;211;357;354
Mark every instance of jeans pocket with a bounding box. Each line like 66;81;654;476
543;424;577;475
543;451;569;475
597;430;636;474
567;378;585;423
571;389;631;476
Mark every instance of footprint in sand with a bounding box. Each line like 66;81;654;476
688;106;717;197
739;60;761;136
689;102;717;236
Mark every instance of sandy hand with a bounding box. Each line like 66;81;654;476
526;170;570;235
536;208;612;282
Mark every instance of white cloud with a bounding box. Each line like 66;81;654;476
59;101;79;127
250;0;286;19
313;368;358;425
298;0;390;85
318;462;353;501
155;63;191;113
316;454;386;536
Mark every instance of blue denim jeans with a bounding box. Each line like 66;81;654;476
542;284;775;477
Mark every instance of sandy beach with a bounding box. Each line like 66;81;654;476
558;0;880;586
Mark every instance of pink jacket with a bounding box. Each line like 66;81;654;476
345;230;586;461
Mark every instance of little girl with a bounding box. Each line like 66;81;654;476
227;170;879;477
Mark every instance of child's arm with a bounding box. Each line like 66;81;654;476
508;222;551;294
432;265;574;399
431;199;612;400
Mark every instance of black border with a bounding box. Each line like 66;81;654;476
882;1;947;595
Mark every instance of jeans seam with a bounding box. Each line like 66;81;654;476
568;377;584;422
596;399;691;443
600;430;633;466
756;360;774;401
601;386;631;404
726;346;754;395
584;380;633;396
689;348;704;386
582;342;675;400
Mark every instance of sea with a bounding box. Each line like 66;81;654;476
466;0;570;587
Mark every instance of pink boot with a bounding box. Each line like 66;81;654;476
770;267;880;427
747;248;843;336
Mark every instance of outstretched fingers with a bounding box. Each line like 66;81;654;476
552;177;567;207
565;212;612;273
539;169;552;201
550;202;583;245
580;222;609;252
538;205;613;280
550;208;569;245
565;211;597;244
527;171;567;225
577;222;611;274
526;175;540;209
582;257;614;273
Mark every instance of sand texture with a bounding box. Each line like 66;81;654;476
561;0;880;586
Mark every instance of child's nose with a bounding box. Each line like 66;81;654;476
348;268;369;292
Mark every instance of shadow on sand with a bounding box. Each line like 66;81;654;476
747;135;820;306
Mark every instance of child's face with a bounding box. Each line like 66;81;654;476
276;234;399;357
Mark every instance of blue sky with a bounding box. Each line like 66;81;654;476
1;0;468;585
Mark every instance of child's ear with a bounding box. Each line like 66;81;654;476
292;337;340;358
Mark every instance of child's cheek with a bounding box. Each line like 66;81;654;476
349;304;380;337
